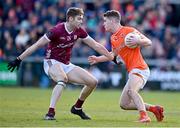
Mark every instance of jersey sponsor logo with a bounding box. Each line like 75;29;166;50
59;36;74;41
57;42;74;48
59;37;66;40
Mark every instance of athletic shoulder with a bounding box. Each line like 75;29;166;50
45;22;65;41
122;26;136;33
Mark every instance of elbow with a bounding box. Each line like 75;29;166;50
144;39;152;46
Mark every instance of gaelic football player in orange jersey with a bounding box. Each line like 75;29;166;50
88;10;164;123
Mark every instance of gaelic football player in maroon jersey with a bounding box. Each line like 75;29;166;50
7;7;113;120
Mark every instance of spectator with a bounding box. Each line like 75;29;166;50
15;28;29;53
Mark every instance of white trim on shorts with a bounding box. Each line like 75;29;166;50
128;68;150;89
43;59;76;76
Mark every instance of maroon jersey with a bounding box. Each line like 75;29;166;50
45;22;88;64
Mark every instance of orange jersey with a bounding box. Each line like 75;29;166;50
111;26;148;72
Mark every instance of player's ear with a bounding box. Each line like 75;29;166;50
69;16;74;22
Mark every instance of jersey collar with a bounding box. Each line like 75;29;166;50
64;22;73;34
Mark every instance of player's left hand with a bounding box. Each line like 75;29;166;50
88;55;98;65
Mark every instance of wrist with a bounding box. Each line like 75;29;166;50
96;56;101;63
17;57;22;61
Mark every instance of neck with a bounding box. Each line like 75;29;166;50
112;24;122;33
65;22;75;32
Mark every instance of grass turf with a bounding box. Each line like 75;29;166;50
0;87;180;127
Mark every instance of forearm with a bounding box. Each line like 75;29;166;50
94;55;122;65
133;30;152;47
18;36;48;60
18;44;39;60
138;38;152;47
96;55;111;63
94;43;113;60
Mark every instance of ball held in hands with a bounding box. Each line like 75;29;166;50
124;32;141;49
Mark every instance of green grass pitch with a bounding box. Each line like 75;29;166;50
0;87;180;127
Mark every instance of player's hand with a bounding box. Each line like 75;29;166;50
88;55;98;65
125;34;140;47
7;57;22;72
113;56;123;65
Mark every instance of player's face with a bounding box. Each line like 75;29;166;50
71;15;83;29
103;17;113;32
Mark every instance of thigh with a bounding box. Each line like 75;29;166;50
120;83;131;104
67;66;97;86
48;63;68;82
127;73;144;91
120;74;143;104
129;68;150;88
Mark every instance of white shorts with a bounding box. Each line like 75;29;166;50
129;68;150;88
43;59;76;76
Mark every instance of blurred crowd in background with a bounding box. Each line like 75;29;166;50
0;0;180;88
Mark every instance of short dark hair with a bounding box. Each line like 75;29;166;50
66;7;84;21
103;10;121;21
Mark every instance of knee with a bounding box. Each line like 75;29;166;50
89;78;98;89
56;75;68;83
127;89;135;97
119;102;128;110
62;76;68;83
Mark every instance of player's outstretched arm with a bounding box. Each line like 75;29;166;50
7;35;50;72
82;36;113;61
18;35;50;60
88;53;113;65
88;52;122;65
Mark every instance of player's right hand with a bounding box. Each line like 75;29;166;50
88;55;98;65
7;58;22;72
